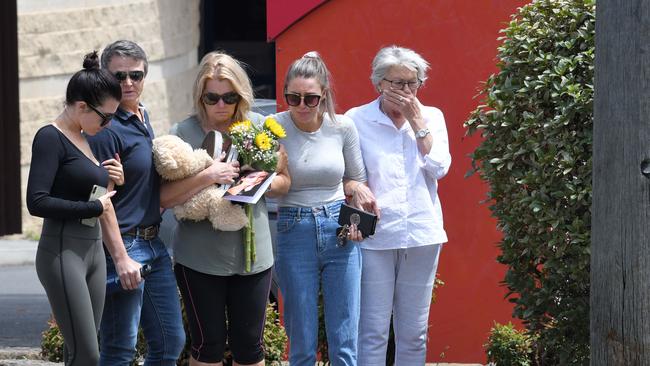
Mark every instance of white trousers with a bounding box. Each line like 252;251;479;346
358;244;442;366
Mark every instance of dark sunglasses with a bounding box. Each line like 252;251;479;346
113;70;145;82
202;92;241;105
87;104;114;127
284;93;322;108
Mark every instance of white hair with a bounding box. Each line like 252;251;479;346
370;46;430;86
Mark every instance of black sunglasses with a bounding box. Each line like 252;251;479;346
87;104;114;127
202;92;241;105
113;70;145;82
284;93;322;108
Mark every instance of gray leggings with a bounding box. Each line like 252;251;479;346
36;218;106;366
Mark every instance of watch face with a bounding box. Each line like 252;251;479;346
416;129;430;138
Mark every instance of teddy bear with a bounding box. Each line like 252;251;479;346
152;134;248;231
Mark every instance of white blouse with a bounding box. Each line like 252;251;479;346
345;98;451;249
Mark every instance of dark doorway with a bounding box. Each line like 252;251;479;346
200;0;275;99
0;0;22;236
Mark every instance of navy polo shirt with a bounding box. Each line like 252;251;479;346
87;105;162;233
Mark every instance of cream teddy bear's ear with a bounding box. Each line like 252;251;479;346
153;136;180;180
153;135;206;180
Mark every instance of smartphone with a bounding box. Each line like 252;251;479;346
80;184;107;227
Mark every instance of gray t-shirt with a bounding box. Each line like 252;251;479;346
273;111;366;207
168;114;273;275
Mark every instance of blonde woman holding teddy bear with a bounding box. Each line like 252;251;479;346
160;51;289;366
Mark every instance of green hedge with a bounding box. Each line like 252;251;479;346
465;0;594;364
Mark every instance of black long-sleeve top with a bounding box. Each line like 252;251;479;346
27;125;108;219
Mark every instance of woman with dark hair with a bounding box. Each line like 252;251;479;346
26;51;142;366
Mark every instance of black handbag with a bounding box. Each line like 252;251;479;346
338;203;377;238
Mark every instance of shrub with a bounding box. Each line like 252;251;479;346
41;302;286;365
464;0;594;364
264;302;288;365
41;316;63;362
485;322;536;366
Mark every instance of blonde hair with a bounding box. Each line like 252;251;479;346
193;51;254;124
283;51;337;122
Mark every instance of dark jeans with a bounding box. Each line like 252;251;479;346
100;235;185;366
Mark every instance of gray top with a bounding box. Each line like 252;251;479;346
169;114;273;276
273;111;366;207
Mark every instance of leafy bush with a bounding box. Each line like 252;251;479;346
486;322;536;366
465;0;594;364
42;302;287;365
264;302;288;365
41;316;64;362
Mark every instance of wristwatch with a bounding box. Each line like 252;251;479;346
415;128;430;139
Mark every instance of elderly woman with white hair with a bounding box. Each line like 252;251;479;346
345;45;451;365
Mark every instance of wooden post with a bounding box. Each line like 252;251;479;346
591;0;650;364
0;0;21;236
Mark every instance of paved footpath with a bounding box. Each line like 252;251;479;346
0;239;37;267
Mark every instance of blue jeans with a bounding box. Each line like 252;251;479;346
100;235;185;366
275;200;361;366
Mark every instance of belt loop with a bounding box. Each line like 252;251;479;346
324;203;331;218
297;207;302;221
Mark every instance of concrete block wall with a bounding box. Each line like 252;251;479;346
18;0;200;236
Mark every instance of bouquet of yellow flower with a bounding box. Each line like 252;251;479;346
228;116;286;271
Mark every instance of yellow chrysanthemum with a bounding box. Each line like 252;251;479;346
264;117;286;138
255;132;272;151
228;120;252;133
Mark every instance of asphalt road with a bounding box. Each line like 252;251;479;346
0;265;50;348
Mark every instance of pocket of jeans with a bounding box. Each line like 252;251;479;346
328;201;342;222
122;235;136;251
277;216;297;233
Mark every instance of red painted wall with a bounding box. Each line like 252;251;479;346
272;0;529;363
266;0;326;41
